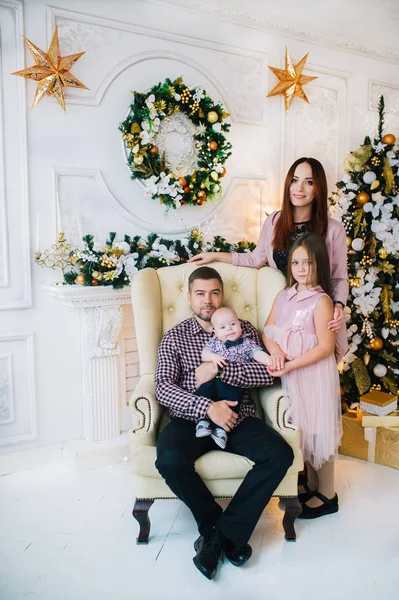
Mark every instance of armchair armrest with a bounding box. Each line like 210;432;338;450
259;385;300;447
128;374;161;447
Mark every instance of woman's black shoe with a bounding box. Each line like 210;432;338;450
298;492;339;519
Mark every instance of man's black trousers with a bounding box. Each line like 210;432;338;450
155;416;294;545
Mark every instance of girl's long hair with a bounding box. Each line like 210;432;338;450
272;157;328;251
287;232;332;298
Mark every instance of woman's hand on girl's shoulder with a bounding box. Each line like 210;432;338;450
328;303;345;332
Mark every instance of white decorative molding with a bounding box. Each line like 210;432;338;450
281;62;350;194
0;333;37;446
0;0;31;309
85;306;123;359
152;0;399;65
369;81;399;116
203;178;268;243
52;167;269;236
43;284;132;308
44;286;129;443
0;355;14;424
46;7;267;125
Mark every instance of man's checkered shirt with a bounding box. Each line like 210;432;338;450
155;315;274;423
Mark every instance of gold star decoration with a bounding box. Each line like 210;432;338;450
267;47;318;113
11;26;88;113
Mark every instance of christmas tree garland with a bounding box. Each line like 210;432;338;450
119;76;232;210
63;230;255;289
329;96;399;399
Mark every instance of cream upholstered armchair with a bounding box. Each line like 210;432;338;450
129;262;303;544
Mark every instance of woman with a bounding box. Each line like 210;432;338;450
189;157;348;352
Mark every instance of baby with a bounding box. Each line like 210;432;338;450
195;307;270;449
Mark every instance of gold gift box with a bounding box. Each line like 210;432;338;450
339;412;369;461
360;390;397;417
339;410;399;470
360;390;397;406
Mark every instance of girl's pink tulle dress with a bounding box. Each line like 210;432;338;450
265;285;342;470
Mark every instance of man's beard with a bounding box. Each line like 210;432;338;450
193;307;214;322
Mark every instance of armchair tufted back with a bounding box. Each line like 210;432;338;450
131;262;286;377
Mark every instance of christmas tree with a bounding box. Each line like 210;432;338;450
329;96;399;404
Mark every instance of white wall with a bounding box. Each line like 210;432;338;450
1;0;399;457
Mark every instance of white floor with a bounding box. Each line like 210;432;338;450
0;456;398;600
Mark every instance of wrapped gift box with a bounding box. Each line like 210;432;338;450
339;409;399;470
339;411;369;461
360;390;397;416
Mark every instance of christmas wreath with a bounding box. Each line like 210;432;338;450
119;76;232;210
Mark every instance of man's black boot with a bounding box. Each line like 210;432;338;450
193;528;222;580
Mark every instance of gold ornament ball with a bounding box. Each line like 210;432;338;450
178;177;187;187
92;270;99;278
370;337;383;351
207;111;219;124
382;133;396;145
364;352;370;365
370;179;380;191
346;236;352;248
149;145;159;154
210;171;219;181
356;192;369;205
92;279;99;286
378;248;388;259
75;274;85;285
209;141;218;151
200;183;206;189
189;183;194;189
198;190;207;199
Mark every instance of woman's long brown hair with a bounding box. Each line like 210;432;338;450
287;232;332;298
272;157;328;251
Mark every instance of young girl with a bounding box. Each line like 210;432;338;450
263;232;342;519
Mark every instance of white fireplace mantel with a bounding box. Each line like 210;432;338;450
43;284;132;308
43;284;134;471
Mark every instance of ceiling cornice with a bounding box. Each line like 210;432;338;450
153;0;399;65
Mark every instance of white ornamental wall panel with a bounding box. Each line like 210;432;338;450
282;64;350;196
43;7;268;236
46;7;268;125
369;82;399;138
0;1;31;309
200;178;267;244
0;355;13;424
369;82;399;116
0;334;37;446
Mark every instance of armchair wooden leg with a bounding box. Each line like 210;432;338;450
279;496;302;542
132;499;154;545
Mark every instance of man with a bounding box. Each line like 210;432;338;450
155;266;294;580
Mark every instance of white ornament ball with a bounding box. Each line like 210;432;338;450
351;238;365;252
373;364;387;378
363;171;376;184
352;334;362;345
